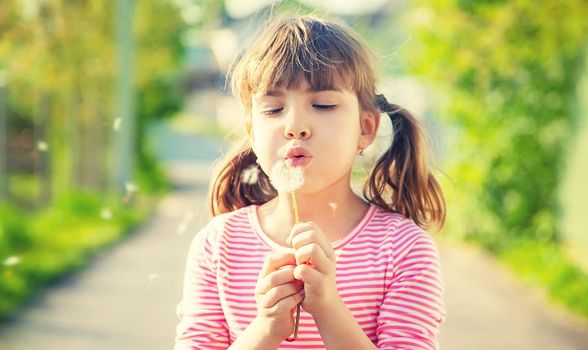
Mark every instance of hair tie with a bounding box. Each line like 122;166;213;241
375;94;390;113
375;94;402;125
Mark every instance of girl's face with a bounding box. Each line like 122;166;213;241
249;78;378;194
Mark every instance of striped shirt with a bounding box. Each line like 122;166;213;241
175;203;446;349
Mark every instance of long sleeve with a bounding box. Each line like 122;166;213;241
376;233;446;350
175;224;230;349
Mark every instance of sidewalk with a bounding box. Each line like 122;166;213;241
438;238;588;349
0;161;214;350
1;136;587;349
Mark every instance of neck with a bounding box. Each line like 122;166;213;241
281;188;361;224
259;173;369;244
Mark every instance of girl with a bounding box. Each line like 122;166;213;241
175;15;446;350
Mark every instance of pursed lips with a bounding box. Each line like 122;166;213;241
284;145;312;167
284;145;312;160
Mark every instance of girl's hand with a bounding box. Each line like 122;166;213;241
254;252;305;340
287;222;339;317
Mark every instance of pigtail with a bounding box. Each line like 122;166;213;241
363;94;446;230
208;138;277;217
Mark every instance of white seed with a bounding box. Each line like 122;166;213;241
241;164;260;185
125;182;138;193
37;141;48;151
100;208;112;220
113;117;122;131
3;256;21;266
269;160;304;193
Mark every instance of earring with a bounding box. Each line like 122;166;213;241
358;149;365;156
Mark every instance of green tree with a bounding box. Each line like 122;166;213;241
406;0;588;251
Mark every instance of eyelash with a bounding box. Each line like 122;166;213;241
261;104;336;115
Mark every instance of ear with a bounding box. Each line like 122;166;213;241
358;109;380;148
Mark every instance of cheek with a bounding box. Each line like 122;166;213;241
325;121;361;154
251;123;280;172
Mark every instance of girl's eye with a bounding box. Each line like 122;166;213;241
262;108;283;116
313;104;336;110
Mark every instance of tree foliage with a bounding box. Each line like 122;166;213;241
0;0;184;205
405;0;588;250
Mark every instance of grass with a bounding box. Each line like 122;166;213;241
498;239;588;319
0;191;159;322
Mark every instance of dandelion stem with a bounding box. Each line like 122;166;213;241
291;191;301;339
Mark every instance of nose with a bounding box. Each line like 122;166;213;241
284;108;311;140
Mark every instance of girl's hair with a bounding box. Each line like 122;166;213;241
209;15;446;230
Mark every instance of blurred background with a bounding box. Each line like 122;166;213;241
0;0;587;349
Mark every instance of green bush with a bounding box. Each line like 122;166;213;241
0;204;31;254
0;191;156;322
405;0;588;318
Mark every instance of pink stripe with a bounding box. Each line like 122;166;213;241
176;205;444;349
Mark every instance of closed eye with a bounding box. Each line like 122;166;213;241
262;108;283;116
313;104;336;110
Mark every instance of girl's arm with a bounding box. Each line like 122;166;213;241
375;233;446;350
227;317;282;350
311;287;377;349
175;226;230;349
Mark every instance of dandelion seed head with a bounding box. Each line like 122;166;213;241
269;161;304;193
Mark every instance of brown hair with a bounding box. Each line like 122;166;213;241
209;15;446;230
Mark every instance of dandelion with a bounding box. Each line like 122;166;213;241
269;160;304;339
3;256;21;267
269;161;304;193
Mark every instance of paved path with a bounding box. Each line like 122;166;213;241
438;238;588;349
0;161;214;350
1;128;587;349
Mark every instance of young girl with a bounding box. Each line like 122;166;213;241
175;15;446;350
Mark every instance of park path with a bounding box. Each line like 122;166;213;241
0;125;587;349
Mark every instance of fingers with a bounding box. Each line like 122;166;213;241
256;265;297;295
294;243;333;273
293;263;323;285
256;252;302;311
287;222;336;265
258;251;297;279
258;281;304;310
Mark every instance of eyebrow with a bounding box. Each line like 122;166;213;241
260;87;343;97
